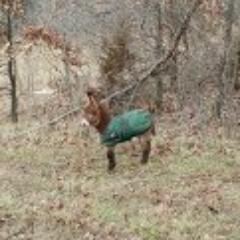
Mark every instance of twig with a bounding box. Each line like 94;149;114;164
48;106;81;126
102;82;136;103
1;106;82;143
126;79;143;110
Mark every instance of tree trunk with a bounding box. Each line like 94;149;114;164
7;1;18;122
233;40;240;91
62;35;73;109
154;1;164;113
216;0;234;122
168;0;179;92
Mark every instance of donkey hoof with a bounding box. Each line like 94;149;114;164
108;163;116;172
141;159;148;164
141;154;149;164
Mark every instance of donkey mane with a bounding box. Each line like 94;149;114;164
93;102;111;133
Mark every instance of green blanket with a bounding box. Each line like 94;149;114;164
101;109;153;147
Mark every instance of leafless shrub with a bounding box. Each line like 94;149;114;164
99;19;134;92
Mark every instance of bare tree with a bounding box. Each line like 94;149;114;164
153;1;164;112
167;0;180;92
233;39;240;91
2;0;24;122
216;0;235;122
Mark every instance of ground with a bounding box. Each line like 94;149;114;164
0;121;240;240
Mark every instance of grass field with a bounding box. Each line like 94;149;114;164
0;122;240;240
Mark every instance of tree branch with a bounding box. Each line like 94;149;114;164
103;0;203;103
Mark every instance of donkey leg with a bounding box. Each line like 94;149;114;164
141;140;151;164
140;133;151;164
107;147;116;171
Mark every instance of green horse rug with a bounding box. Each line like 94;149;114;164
101;109;153;147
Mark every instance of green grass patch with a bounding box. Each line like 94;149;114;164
129;217;160;240
1;126;240;239
92;202;123;224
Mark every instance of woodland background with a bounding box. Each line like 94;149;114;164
0;1;240;240
0;0;240;128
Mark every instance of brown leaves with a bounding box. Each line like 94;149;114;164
0;0;24;17
23;25;82;67
23;25;43;41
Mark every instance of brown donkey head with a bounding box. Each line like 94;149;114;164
84;88;111;133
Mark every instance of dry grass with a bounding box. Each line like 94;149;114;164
0;122;240;240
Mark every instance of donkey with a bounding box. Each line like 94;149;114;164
83;88;155;171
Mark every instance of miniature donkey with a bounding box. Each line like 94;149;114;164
83;88;155;171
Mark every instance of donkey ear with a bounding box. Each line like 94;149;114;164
86;89;94;97
85;88;99;112
86;87;98;98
